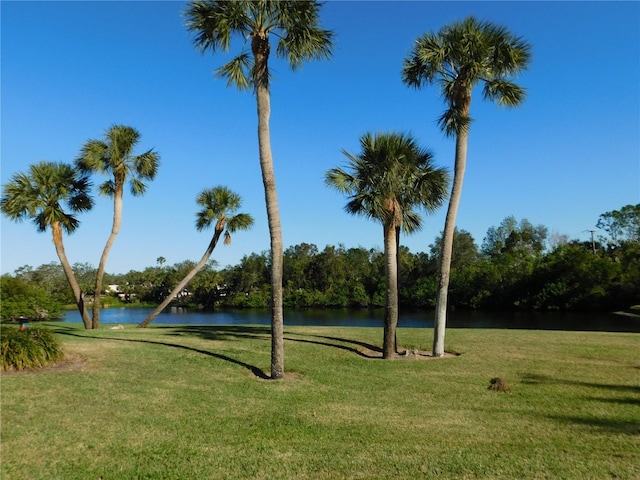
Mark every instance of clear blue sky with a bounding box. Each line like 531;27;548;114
2;1;639;275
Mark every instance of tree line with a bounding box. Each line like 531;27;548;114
3;207;638;321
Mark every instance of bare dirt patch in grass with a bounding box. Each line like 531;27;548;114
358;347;459;359
1;353;86;376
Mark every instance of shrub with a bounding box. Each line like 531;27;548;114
1;326;65;371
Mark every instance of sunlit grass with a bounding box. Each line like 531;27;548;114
1;323;638;479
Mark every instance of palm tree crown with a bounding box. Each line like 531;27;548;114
326;132;449;231
1;161;93;234
75;124;159;197
195;186;254;240
185;0;334;91
402;16;532;136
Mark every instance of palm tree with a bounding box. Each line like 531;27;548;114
185;0;333;379
402;17;531;356
325;132;448;359
1;162;94;328
138;186;253;328
76;124;159;329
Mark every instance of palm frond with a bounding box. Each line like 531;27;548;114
129;178;147;197
402;210;423;235
482;79;527;107
215;53;253;90
226;212;254;232
133;150;160;180
437;108;472;138
325;167;356;194
99;180;116;197
185;0;251;53
75;140;109;173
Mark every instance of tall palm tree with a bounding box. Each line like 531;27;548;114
138;186;253;328
325;132;448;359
185;0;333;379
76;124;159;329
1;162;94;329
402;17;531;356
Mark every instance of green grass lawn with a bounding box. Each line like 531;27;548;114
1;323;638;479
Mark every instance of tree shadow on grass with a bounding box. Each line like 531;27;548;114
522;373;640;394
165;325;383;359
50;325;270;379
545;415;640;436
584;396;640;407
522;373;640;435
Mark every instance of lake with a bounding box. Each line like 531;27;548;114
62;308;640;333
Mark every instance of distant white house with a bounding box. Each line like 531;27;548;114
106;284;133;301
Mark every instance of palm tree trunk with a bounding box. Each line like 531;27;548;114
51;222;92;329
254;34;284;379
92;183;123;329
138;226;223;328
433;128;468;356
383;221;399;359
395;225;401;354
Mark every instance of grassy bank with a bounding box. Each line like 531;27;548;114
1;324;638;479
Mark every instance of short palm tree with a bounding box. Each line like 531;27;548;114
76;124;159;329
1;162;94;329
402;17;531;356
138;186;253;328
185;0;333;379
326;132;448;359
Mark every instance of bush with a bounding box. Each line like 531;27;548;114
1;326;65;371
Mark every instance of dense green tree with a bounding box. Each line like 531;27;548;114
190;260;223;310
13;263;71;303
1;162;94;328
528;243;621;310
482;216;548;257
76;125;159;328
284;243;319;291
0;275;64;322
428;229;482;308
596;204;640;246
139;187;253;327
222;252;270;307
402;17;532;356
326;132;448;358
186;0;334;379
429;228;480;267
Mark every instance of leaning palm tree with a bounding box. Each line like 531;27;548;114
402;17;531;356
326;132;448;359
1;162;94;329
185;0;333;379
138;186;253;328
76;124;159;329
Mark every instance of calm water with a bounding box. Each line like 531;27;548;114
62;308;640;333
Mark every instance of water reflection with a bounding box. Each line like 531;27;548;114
62;308;640;333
